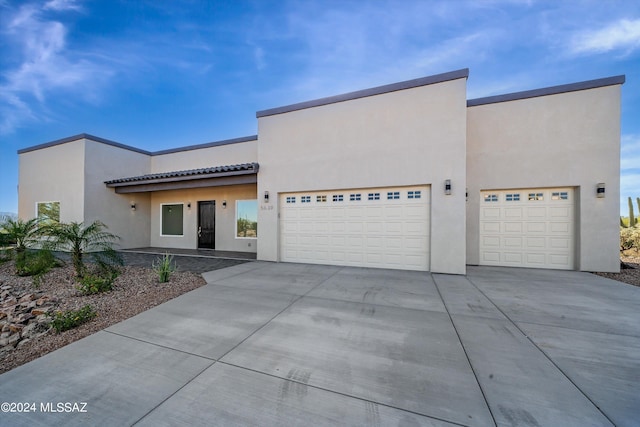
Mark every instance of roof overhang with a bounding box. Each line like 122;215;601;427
105;163;258;194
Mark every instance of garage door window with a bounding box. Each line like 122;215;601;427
387;191;400;200
368;193;380;200
552;192;568;200
484;194;498;202
349;193;361;201
408;190;421;199
286;196;296;204
506;193;520;201
528;193;544;201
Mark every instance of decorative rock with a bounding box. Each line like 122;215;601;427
18;293;36;303
31;307;50;316
16;338;30;349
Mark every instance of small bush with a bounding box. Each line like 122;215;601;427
15;249;59;277
50;305;97;333
76;271;117;295
152;253;177;283
620;227;640;251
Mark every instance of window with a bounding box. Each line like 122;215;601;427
528;193;544;201
368;193;380;200
161;204;184;236
317;195;327;203
484;194;498;202
286;196;296;204
301;196;311;203
387;191;400;200
36;201;60;225
407;191;421;199
332;194;344;202
506;194;520;202
236;200;258;238
552;192;568;200
349;193;361;201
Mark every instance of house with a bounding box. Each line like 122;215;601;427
17;68;624;274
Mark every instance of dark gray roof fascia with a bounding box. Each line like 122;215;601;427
152;135;258;155
105;162;259;186
256;68;470;118
17;133;152;155
467;74;626;107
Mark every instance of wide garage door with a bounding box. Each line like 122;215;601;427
280;186;430;271
479;188;575;270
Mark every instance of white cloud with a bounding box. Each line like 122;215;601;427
44;0;82;11
570;18;640;55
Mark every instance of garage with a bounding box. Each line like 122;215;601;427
479;188;575;270
280;186;430;271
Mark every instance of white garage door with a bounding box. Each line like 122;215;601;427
280;186;430;271
479;188;575;270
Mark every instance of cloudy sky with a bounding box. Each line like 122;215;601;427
0;0;638;215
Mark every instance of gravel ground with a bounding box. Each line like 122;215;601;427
593;250;640;287
0;259;207;375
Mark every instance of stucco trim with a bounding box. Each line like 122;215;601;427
467;75;625;107
152;135;258;155
17;133;152;155
256;68;470;118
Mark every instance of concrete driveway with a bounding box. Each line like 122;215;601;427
0;263;638;426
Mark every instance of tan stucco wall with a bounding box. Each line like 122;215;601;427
151;140;257;173
84;140;152;249
149;184;257;252
466;85;622;272
257;77;468;274
18;139;86;223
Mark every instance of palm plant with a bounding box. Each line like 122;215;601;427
46;220;122;277
0;217;42;254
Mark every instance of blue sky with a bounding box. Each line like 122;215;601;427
1;0;639;215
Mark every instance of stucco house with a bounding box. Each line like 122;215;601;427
17;68;624;274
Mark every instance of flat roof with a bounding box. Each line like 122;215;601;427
256;68;470;118
467;74;625;107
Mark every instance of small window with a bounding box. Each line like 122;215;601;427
317;195;327;203
236;200;258;238
387;191;400;200
368;193;380;200
286;196;296;204
551;192;569;200
301;196;311;203
484;194;498;202
506;194;520;202
408;191;422;199
349;193;361;201
161;204;184;236
332;194;344;202
528;193;544;201
36;201;60;225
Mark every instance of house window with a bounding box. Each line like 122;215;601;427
506;194;520;201
332;194;344;202
286;196;296;204
236;200;258;238
301;196;311;203
528;193;544;201
161;204;184;236
368;193;380;200
36;201;60;225
387;191;400;200
349;193;361;201
484;194;498;202
551;192;568;200
408;191;422;199
317;195;327;203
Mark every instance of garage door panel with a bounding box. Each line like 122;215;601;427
281;186;430;271
480;188;574;270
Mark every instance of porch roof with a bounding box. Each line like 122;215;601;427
105;162;259;193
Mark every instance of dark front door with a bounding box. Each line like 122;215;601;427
198;201;215;249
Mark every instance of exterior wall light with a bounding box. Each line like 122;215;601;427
187;202;191;209
445;179;452;195
130;202;136;211
222;200;227;208
264;191;269;203
596;183;605;198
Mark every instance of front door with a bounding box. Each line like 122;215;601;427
198;201;215;249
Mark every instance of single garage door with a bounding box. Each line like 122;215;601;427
280;186;430;271
479;188;575;270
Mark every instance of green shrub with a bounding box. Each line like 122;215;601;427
15;249;59;277
76;271;117;295
620;227;640;251
50;305;97;333
152;253;177;283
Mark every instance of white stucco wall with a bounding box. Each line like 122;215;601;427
84;140;152;249
18;139;86;223
151;140;258;172
149;184;257;252
466;84;622;272
257;77;468;274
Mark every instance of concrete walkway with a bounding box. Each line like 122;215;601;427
0;263;638;426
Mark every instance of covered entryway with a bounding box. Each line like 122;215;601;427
279;186;430;271
479;187;575;269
